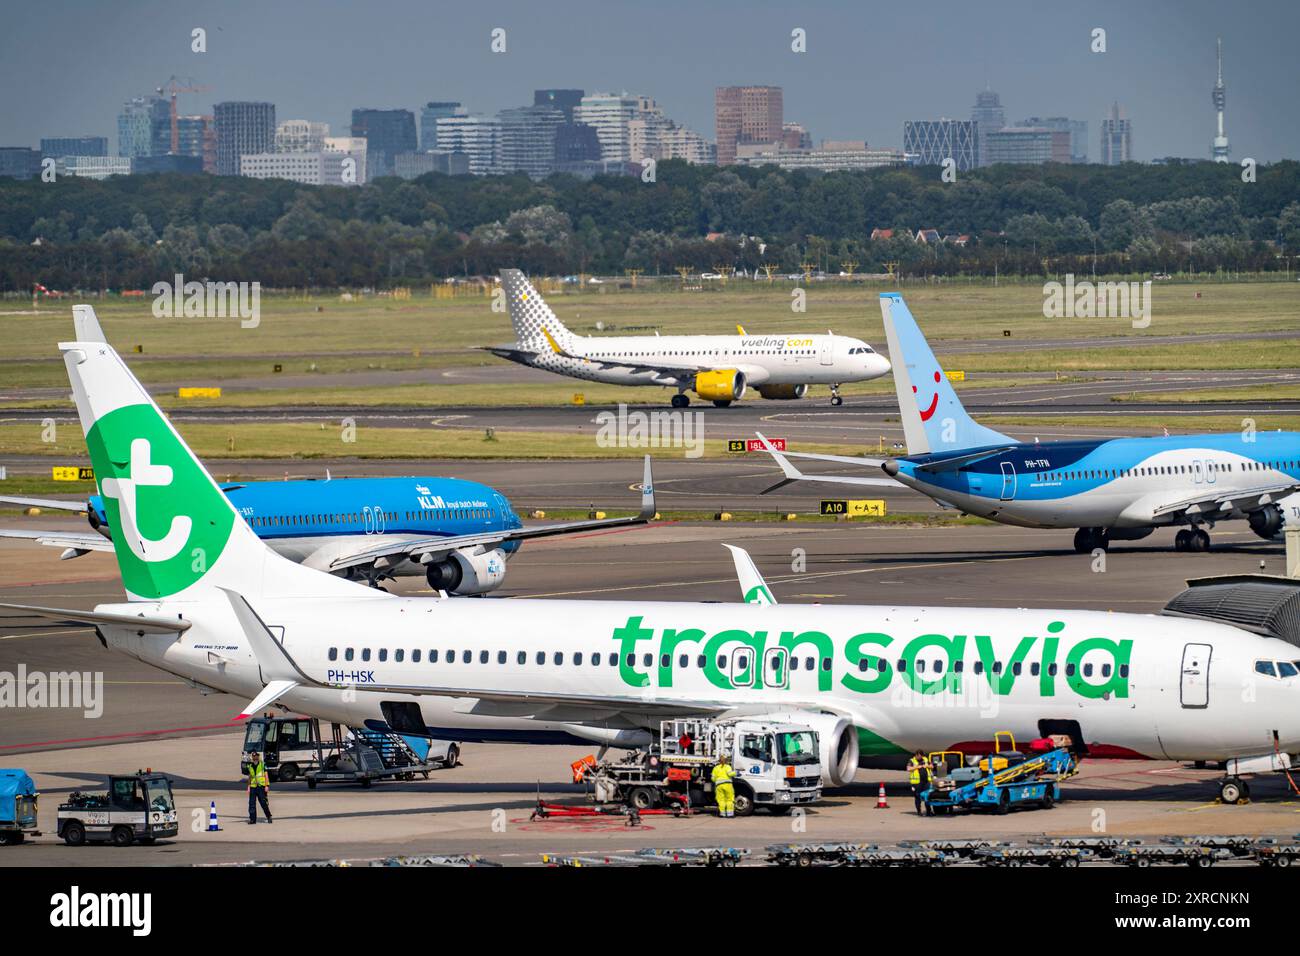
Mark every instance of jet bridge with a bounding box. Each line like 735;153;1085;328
1162;574;1300;648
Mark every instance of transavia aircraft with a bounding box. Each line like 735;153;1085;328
484;269;891;407
8;308;1300;806
760;292;1300;553
0;310;654;595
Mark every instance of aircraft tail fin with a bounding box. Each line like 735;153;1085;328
60;313;367;603
499;269;578;353
879;293;1013;455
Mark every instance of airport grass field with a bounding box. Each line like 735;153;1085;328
0;278;1296;405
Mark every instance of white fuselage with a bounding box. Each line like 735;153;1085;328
97;594;1300;764
517;333;890;389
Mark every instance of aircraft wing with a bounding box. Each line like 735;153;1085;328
0;495;88;512
754;432;900;494
1151;481;1300;519
328;456;657;574
0;528;114;557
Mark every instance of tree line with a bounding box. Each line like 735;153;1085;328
1;159;1297;291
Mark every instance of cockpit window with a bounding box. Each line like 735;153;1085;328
1256;660;1278;677
1278;661;1298;678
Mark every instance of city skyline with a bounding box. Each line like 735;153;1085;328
2;0;1297;163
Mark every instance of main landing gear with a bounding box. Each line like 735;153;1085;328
829;383;843;407
1072;528;1109;553
671;393;691;408
1174;527;1211;552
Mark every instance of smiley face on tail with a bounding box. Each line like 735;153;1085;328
913;370;941;421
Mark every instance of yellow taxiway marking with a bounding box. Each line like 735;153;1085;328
0;627;93;640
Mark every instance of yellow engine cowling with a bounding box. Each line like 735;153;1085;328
694;369;747;402
756;383;808;400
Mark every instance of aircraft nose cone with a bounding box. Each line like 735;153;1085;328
874;354;892;376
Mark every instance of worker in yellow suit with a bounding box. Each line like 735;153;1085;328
246;751;273;825
712;754;737;818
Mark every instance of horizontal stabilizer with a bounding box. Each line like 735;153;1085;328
0;601;190;632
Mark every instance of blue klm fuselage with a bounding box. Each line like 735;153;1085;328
87;476;524;552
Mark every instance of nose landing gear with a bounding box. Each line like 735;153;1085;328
829;383;843;406
1072;528;1109;553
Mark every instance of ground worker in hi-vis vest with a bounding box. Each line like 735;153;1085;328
711;753;737;818
907;749;933;816
246;752;273;825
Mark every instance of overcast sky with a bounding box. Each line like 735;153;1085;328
3;0;1297;161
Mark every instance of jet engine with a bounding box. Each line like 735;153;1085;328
755;710;860;787
1248;492;1300;540
425;547;508;595
693;369;747;403
756;383;808;400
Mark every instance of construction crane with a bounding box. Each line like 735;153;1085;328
156;75;211;154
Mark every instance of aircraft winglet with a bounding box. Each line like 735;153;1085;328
723;544;777;605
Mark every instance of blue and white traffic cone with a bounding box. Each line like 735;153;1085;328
207;800;221;832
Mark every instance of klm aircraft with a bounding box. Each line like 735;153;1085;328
760;293;1300;553
0;308;654;594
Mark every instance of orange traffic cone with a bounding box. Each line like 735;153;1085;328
875;782;889;808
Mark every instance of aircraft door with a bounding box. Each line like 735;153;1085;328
819;335;833;366
999;462;1017;501
1192;459;1204;484
1180;643;1212;708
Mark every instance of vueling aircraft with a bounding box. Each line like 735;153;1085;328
760;293;1300;553
7;310;1300;807
484;269;891;407
1;310;654;594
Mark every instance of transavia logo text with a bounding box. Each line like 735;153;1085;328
50;886;151;936
609;616;1132;699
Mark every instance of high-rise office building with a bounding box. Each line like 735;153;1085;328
214;101;275;176
657;126;715;165
117;95;170;158
781;123;812;150
970;89;1005;167
1017;117;1088;163
497;105;566;178
350;108;417;178
983;126;1072;165
714;86;783;165
434;114;501;175
574;92;684;165
554;122;602;165
534;89;584;122
0;147;39;180
419;102;463;151
903;120;978;171
275;120;330;153
393;150;471;179
1100;102;1132;165
41;136;107;159
176;116;216;172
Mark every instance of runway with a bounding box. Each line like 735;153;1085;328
0;519;1292;865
